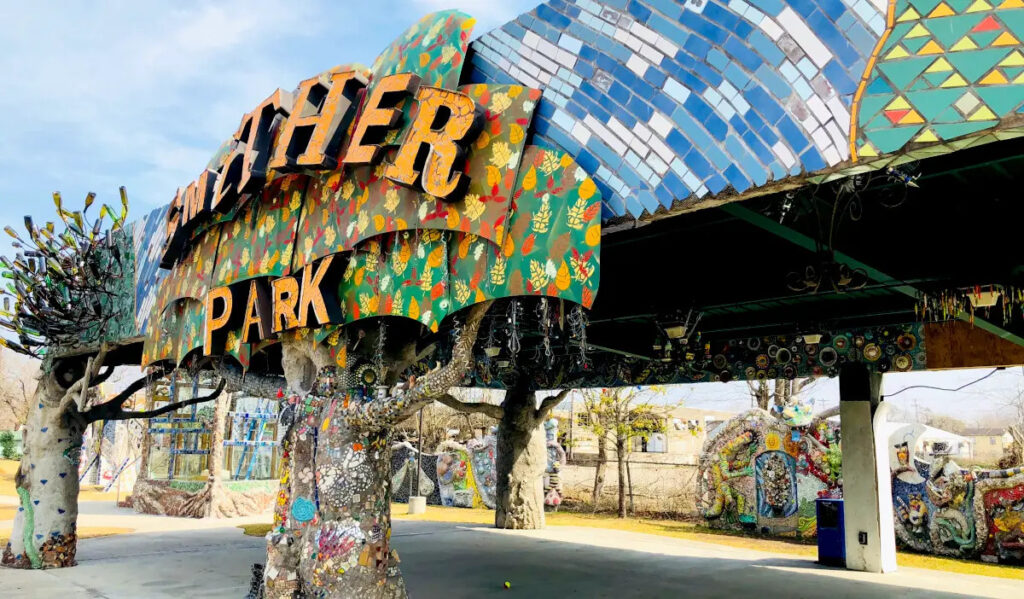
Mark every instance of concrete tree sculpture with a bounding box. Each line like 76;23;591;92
435;384;570;529
0;191;227;568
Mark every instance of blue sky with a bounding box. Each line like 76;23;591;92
0;0;539;234
1;1;1021;425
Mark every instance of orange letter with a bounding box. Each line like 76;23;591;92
385;87;481;200
297;255;343;327
269;71;366;171
204;286;234;355
213;89;291;212
240;279;273;344
271;276;300;333
342;73;420;166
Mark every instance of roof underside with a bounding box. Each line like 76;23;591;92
586;134;1024;361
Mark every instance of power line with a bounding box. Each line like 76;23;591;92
885;368;1003;399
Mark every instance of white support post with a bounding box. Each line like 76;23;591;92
838;363;897;573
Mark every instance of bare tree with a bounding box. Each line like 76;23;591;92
435;384;570;529
2;349;226;569
747;378;815;411
0;349;36;429
578;387;672;518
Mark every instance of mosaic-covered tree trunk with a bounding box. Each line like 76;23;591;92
267;388;405;598
2;372;83;569
264;303;490;598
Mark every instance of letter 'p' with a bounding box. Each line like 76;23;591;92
204;286;234;355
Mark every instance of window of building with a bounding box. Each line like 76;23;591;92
632;432;667;453
990;437;997;445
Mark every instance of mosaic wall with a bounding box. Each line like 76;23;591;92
700;409;1024;564
469;0;1024;219
390;434;499;509
698;407;842;537
890;423;1024;564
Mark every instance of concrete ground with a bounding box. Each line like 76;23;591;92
3;518;1021;598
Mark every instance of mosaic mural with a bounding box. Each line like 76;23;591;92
467;432;499;509
390;434;501;510
469;0;1024;219
435;439;481;508
890;423;1024;564
698;407;842;537
701;410;1024;564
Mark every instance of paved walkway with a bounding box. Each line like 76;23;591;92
3;520;1021;598
0;501;269;537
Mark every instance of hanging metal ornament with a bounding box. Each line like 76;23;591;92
375;320;387;378
505;300;522;367
537;297;553;370
569;304;590;369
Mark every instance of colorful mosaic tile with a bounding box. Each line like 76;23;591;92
470;0;885;217
449;145;601;311
345;83;541;251
154;221;220;311
212;175;306;287
370;10;476;88
853;0;1024;156
132;205;170;333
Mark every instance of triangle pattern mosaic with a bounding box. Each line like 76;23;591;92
855;0;1024;156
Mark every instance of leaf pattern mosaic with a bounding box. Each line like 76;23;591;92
132;9;604;368
153;221;221;311
213;174;306;287
449;146;601;311
370;10;475;88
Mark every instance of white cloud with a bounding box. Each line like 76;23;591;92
411;0;538;34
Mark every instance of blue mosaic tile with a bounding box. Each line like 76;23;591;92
470;0;886;218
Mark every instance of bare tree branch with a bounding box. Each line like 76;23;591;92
535;388;572;420
353;301;492;427
434;392;504;419
99;379;226;421
91;365;116;387
81;367;169;423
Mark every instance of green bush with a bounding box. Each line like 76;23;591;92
0;431;18;459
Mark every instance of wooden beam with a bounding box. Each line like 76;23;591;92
924;321;1024;370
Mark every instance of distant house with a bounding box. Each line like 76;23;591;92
552;404;736;465
962;427;1012;465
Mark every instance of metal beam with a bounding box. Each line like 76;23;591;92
720;202;1024;348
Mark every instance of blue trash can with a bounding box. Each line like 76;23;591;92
816;498;845;567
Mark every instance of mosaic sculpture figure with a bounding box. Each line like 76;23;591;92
543;418;566;508
467;430;498;509
436;439;478;508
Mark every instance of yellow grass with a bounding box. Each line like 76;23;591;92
0;526;134;547
240;505;1024;581
1;459;120;502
